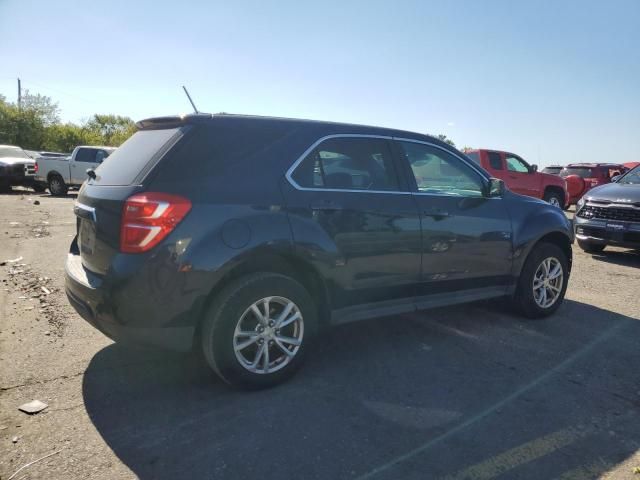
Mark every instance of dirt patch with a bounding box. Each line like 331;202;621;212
3;261;66;336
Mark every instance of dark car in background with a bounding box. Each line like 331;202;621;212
0;144;43;192
542;165;563;175
575;165;640;253
561;163;627;205
65;114;574;389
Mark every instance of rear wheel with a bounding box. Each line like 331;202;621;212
0;178;9;193
577;240;606;253
513;242;568;318
48;175;68;196
201;273;317;389
543;190;563;208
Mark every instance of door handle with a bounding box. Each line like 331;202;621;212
310;200;343;212
424;208;450;218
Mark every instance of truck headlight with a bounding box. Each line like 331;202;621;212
576;197;586;211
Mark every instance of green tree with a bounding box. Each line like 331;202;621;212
435;134;455;147
85;114;137;146
0;97;46;149
21;90;60;125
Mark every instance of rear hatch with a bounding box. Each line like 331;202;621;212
74;127;185;275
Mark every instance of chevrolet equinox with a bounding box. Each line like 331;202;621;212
65;114;573;388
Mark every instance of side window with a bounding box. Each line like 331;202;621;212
505;155;529;173
465;151;481;165
75;148;96;163
398;141;484;197
488;152;503;170
291;137;400;191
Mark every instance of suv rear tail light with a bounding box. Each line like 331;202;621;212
34;162;39;173
120;192;191;253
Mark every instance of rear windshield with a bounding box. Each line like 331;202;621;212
560;167;594;178
92;128;183;185
465;152;480;165
543;167;562;174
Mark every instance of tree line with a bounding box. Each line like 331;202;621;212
0;91;137;153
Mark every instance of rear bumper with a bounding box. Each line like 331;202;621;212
65;252;195;351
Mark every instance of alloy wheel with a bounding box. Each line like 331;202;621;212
233;296;304;374
532;257;564;308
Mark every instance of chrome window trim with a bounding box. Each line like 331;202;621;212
285;133;494;198
284;134;411;195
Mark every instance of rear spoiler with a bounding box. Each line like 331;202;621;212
136;113;214;130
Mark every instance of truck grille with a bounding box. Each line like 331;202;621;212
577;205;640;223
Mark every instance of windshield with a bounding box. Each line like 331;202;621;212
0;146;30;159
560;167;594;178
618;165;640;185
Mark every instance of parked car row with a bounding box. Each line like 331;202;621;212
0;145;115;195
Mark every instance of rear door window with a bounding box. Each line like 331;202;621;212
488;152;503;170
291;137;400;191
92;128;183;186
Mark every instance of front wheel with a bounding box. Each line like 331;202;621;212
513;242;569;318
577;240;605;253
543;190;563;209
201;273;317;389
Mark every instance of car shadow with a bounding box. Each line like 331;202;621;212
82;300;640;480
590;249;640;267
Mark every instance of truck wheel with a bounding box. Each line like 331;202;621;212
201;273;317;389
577;240;605;254
543;190;563;208
513;242;568;319
48;175;68;196
0;178;9;193
32;183;46;193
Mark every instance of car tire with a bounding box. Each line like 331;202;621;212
201;272;317;389
577;240;606;253
513;242;569;319
32;183;46;193
48;175;68;196
543;190;563;208
0;178;9;193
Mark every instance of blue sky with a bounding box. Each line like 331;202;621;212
1;0;638;166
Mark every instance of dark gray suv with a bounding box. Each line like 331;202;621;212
65;114;573;388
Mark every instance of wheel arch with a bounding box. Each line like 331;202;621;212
518;230;573;278
47;170;64;181
543;185;565;205
193;248;331;347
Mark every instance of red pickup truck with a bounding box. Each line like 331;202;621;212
465;149;569;209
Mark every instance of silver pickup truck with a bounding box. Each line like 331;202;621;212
35;145;115;196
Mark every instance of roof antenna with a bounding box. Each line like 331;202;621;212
182;85;199;113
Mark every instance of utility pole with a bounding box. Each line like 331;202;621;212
17;78;22;109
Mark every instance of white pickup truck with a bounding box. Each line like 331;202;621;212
35;145;115;196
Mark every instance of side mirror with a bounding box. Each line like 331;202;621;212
530;164;538;173
486;178;505;197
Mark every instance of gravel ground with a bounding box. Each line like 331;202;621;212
1;188;640;480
